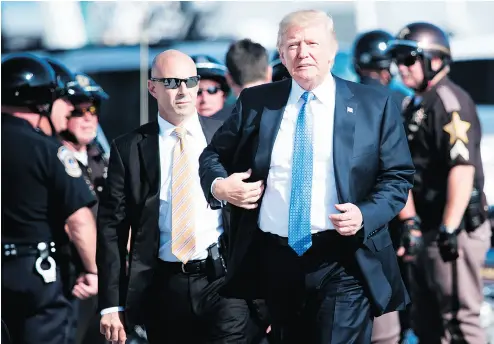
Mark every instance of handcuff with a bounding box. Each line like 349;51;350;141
35;242;57;284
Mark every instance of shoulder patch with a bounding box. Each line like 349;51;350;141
57;146;82;178
436;85;461;113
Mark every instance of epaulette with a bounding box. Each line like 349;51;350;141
436;85;461;113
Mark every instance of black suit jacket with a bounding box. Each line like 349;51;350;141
97;115;225;328
198;76;415;316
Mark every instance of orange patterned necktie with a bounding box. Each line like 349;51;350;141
171;127;196;263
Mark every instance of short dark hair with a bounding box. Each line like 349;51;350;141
225;39;269;87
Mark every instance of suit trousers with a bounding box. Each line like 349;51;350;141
410;221;491;344
144;260;253;344
257;229;373;344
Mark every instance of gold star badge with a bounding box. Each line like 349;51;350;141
443;112;470;145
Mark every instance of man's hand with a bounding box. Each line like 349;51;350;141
437;227;460;262
100;311;126;344
329;203;363;236
212;169;264;209
72;273;98;300
397;217;423;262
397;230;423;261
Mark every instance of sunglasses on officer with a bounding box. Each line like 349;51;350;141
70;105;98;117
150;76;201;89
197;86;221;96
388;45;421;67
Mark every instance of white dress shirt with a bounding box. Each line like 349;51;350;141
157;114;223;262
259;74;340;237
101;114;223;315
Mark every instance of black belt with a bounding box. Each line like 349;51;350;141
258;229;338;247
2;242;56;258
157;258;208;275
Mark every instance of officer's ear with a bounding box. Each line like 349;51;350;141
431;57;444;72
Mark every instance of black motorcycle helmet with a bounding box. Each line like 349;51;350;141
191;55;230;94
387;22;451;91
352;30;394;73
271;51;291;82
44;57;90;105
1;52;58;114
75;73;109;104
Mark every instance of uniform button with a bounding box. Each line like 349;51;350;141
86;179;91;184
88;168;92;173
97;186;103;192
103;173;107;178
89;185;94;190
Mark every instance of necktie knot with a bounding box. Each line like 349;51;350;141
301;91;314;104
173;127;187;140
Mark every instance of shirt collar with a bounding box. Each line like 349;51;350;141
157;112;203;139
289;73;335;107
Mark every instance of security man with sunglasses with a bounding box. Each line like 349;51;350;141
2;53;98;344
97;50;256;344
388;22;490;344
192;55;230;118
60;73;110;344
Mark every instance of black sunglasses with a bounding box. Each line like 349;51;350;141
197;86;221;96
150;76;201;89
389;46;420;67
71;105;98;117
394;53;419;67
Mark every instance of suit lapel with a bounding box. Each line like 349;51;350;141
333;76;357;203
253;79;292;180
198;115;214;144
137;121;160;201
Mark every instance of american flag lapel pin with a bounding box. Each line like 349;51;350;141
347;106;354;114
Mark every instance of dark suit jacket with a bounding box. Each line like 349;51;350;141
96;115;225;328
198;76;415;317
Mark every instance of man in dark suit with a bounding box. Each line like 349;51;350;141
97;50;253;344
199;9;415;344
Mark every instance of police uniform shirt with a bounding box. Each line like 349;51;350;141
403;77;484;229
1;114;97;244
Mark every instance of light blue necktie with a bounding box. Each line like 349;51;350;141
288;91;314;256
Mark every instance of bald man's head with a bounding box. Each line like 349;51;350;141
151;50;197;79
148;50;200;125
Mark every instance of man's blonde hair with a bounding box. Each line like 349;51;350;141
276;10;338;60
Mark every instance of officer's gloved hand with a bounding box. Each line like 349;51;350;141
437;225;460;262
397;216;423;262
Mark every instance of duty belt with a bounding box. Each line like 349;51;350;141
3;242;57;284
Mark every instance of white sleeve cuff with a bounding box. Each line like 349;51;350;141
100;306;124;315
211;177;227;206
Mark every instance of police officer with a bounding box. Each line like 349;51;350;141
1;53;98;344
270;51;290;82
353;29;411;107
388;22;491;344
59;73;110;344
191;55;230;118
352;29;410;344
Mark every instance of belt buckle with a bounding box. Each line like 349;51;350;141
181;262;188;274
